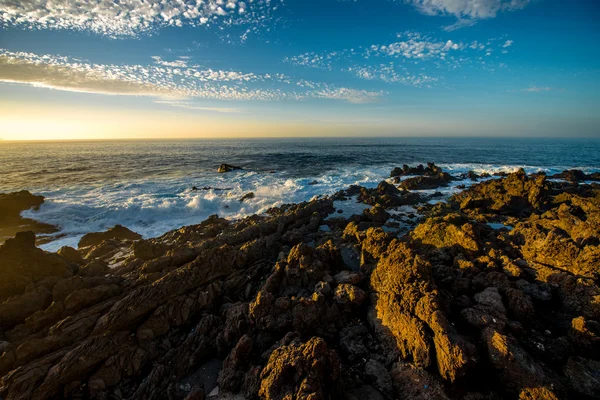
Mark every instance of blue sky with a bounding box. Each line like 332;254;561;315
0;0;599;139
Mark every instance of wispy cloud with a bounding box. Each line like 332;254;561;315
285;32;512;87
0;0;282;38
314;88;384;104
521;86;561;93
0;49;378;105
403;0;532;30
350;63;439;87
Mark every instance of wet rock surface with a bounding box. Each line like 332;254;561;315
1;166;599;399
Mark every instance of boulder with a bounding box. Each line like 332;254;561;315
0;231;71;301
0;190;44;219
78;225;142;248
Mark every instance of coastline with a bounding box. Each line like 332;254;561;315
1;164;599;399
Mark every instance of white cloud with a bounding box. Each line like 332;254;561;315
0;48;375;105
314;88;384;104
350;63;439;87
0;0;281;37
404;0;532;30
502;39;514;47
366;32;469;61
521;86;558;93
152;56;189;68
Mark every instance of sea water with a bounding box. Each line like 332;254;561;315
1;137;599;251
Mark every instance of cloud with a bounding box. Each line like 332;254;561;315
286;31;511;87
0;0;280;38
404;0;532;30
502;39;514;47
350;63;439;87
0;49;375;105
154;100;242;113
521;86;559;93
314;88;384;104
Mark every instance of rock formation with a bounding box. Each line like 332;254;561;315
1;166;599;399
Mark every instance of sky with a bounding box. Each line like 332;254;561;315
0;0;599;140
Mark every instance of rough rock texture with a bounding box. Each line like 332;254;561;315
1;167;599;400
78;224;142;249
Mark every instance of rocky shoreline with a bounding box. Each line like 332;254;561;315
1;165;599;399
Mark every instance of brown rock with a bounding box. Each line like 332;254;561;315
0;231;71;301
78;224;141;248
258;336;342;400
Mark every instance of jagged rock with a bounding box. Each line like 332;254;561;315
78;225;141;248
390;362;449;400
400;174;452;190
482;328;558;395
0;231;71;301
57;246;85;265
369;240;476;381
474;287;506;314
358;181;421;208
78;260;111;277
258;336;342;400
411;215;481;260
132;239;169;261
452;169;550;216
570;316;600;356
218;164;243;173
0;286;52;328
333;284;366;307
365;358;393;396
564;356;600;398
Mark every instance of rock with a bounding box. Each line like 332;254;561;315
78;225;142;248
482;328;557;395
549;169;590;183
564;356;600;398
365;358;393;396
333;271;362;285
333;284;366;307
452;169;549;216
239;192;255;202
474;287;506;314
218;164;243;173
570;316;600;356
132;239;168;261
411;215;481;260
0;190;44;219
390;362;449;400
258;336;342;400
400;175;452;190
78;260;110;277
0;286;52;328
0;231;71;301
369;240;476;381
57;246;85;265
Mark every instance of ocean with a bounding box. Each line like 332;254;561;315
1;137;599;251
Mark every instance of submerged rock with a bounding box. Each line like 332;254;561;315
218;164;243;173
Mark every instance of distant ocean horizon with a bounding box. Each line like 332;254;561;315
2;137;600;251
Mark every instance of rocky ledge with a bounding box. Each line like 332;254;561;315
0;191;58;245
1;166;599;400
